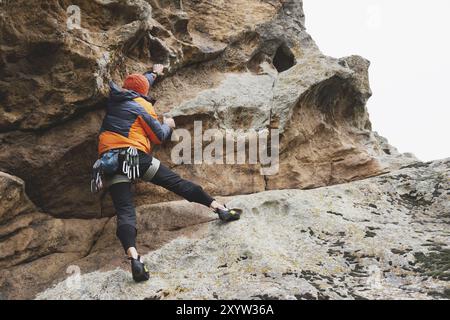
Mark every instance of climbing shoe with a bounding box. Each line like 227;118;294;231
215;207;242;222
129;256;150;283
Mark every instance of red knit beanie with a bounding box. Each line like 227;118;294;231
122;74;150;96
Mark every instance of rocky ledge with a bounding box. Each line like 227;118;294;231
35;159;450;300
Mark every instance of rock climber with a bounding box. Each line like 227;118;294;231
95;64;241;282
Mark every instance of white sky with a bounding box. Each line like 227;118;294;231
303;0;450;161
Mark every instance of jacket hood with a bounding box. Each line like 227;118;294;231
109;81;141;102
109;81;157;104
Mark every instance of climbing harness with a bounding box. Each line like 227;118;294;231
90;147;140;193
121;147;140;180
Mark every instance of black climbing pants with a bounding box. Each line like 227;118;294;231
109;152;214;252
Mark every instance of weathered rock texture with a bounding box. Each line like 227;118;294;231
0;172;108;300
0;0;435;300
0;0;414;218
36;159;450;300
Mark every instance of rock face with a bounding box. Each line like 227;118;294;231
0;172;108;300
36;159;450;300
0;0;438;300
0;0;414;219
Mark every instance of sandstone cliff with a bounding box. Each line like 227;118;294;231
0;0;445;300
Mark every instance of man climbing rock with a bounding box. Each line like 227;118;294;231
96;64;241;282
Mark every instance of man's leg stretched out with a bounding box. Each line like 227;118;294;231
150;163;215;207
107;152;240;282
150;164;241;217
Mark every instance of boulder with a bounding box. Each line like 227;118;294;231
36;159;450;300
0;171;108;299
0;0;411;218
0;0;435;301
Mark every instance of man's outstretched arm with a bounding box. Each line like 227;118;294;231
139;64;176;144
138;110;173;145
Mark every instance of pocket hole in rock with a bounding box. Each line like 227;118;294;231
273;44;296;73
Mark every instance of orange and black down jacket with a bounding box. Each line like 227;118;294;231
98;82;172;156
